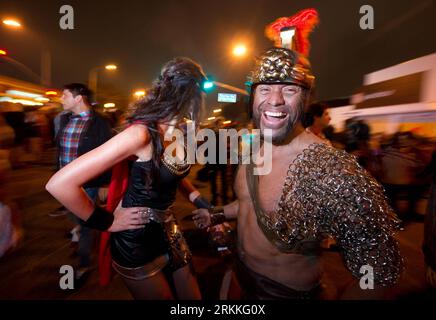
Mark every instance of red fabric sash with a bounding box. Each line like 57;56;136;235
98;160;130;286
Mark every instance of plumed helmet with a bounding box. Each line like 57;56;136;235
247;8;319;90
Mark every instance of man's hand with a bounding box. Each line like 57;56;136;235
192;208;211;229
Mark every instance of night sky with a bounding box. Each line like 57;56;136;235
1;0;435;103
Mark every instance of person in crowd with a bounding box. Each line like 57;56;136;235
303;102;331;145
49;83;113;283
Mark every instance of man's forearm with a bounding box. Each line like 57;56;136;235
206;200;239;226
222;200;239;220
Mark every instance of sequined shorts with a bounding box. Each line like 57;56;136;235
112;254;169;281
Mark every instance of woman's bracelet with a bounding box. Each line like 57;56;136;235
83;206;114;231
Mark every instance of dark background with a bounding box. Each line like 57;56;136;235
1;0;435;102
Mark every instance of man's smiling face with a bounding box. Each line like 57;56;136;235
252;83;305;144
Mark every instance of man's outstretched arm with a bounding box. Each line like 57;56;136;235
192;200;239;229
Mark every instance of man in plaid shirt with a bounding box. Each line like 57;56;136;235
51;83;112;284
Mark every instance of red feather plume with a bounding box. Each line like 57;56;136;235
265;8;319;57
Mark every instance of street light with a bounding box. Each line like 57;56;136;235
1;50;41;83
88;64;118;102
2;17;51;85
134;90;146;98
104;103;115;108
232;44;247;57
105;64;117;70
213;81;249;96
2;19;22;28
213;108;222;113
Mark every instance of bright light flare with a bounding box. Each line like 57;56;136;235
233;44;247;57
203;81;214;90
35;97;50;102
134;90;146;97
105;64;117;70
3;19;22;28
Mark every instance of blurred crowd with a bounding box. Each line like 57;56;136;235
324;119;435;223
0;103;121;258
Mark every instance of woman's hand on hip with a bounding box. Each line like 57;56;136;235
108;202;148;232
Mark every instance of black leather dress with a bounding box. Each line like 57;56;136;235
110;159;189;268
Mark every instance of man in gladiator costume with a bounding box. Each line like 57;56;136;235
193;8;403;299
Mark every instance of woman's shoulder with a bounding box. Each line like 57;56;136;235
109;123;151;152
120;123;153;157
124;123;150;138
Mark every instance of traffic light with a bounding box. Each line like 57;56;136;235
202;75;215;92
203;80;214;90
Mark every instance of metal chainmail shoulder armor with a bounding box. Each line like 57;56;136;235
253;143;404;286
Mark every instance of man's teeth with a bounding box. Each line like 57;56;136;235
264;111;286;118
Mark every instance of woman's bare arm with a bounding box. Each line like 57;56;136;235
178;178;198;200
46;124;150;221
178;178;212;208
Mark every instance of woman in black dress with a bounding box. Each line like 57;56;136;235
46;57;208;299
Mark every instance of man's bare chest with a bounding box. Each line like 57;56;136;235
255;156;297;213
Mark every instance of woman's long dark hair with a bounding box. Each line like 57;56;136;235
126;57;206;185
